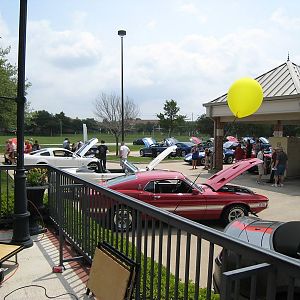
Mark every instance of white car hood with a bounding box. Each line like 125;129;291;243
74;138;98;157
146;145;177;171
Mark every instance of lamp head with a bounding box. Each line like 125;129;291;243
118;30;126;37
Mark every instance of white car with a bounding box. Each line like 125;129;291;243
24;138;99;169
64;145;177;182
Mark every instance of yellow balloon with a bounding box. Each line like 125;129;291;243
227;77;263;118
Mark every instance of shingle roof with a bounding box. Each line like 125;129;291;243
207;60;300;105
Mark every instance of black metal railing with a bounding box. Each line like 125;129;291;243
1;164;300;299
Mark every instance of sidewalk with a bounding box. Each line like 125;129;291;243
0;229;90;299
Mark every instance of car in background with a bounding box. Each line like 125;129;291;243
25;138;100;169
184;148;235;165
175;142;195;157
139;137;178;157
65;145;177;182
243;136;271;151
99;159;268;229
213;216;300;299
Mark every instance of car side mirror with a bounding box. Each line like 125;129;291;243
192;189;199;195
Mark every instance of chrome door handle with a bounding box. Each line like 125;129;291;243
153;195;161;199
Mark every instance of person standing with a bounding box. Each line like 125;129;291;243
97;140;109;171
7;139;16;164
234;144;245;162
191;144;199;169
245;139;253;158
273;147;288;187
63;138;70;150
267;148;277;184
256;147;265;184
119;142;130;169
24;140;32;153
32;140;40;151
254;138;261;157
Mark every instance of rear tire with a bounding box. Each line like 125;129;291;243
200;158;205;165
88;162;99;171
140;150;145;157
113;208;133;231
181;150;186;157
226;156;234;164
222;205;248;224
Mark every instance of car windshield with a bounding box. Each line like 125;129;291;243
30;149;44;155
184;177;203;192
106;174;137;186
123;160;139;173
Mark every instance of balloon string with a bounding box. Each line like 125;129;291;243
223;114;238;138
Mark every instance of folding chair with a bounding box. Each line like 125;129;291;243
86;242;138;300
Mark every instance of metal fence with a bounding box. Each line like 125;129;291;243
1;164;300;299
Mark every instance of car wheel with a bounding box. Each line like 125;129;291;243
88;162;99;171
140;150;145;157
113;208;133;231
200;158;205;165
222;205;248;224
226;156;234;164
181;150;186;157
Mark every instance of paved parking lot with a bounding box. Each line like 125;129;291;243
123;159;300;286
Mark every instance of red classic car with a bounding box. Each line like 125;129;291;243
100;158;269;229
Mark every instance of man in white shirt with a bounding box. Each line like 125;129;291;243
119;142;130;169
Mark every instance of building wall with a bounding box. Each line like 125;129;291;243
269;137;300;178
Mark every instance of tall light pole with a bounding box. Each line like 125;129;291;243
12;0;33;247
118;30;126;143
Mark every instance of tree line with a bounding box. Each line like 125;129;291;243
1;46;299;139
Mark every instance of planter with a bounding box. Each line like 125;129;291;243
26;186;48;235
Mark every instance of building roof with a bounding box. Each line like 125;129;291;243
205;59;300;105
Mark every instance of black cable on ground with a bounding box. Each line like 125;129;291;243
4;284;79;299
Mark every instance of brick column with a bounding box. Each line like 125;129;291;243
212;117;224;172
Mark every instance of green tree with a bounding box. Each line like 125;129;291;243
94;92;139;154
157;99;186;137
0;47;18;130
0;46;31;132
195;114;214;136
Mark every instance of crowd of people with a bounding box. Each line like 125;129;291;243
4;138;40;164
233;138;288;187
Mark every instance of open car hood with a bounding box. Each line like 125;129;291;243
142;137;156;147
204;158;262;191
74;138;98;157
190;136;201;144
146;145;177;171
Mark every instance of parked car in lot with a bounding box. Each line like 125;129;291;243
99;159;268;229
25;138;99;169
175;142;194;157
65;145;177;182
184;148;235;165
139;137;176;157
213;216;300;299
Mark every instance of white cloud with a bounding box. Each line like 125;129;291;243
178;3;207;22
0;8;289;120
146;20;157;30
270;8;300;30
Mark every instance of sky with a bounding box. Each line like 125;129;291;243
1;1;300;121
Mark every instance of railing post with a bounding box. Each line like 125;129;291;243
56;172;64;267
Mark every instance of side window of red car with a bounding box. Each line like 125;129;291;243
144;181;155;193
